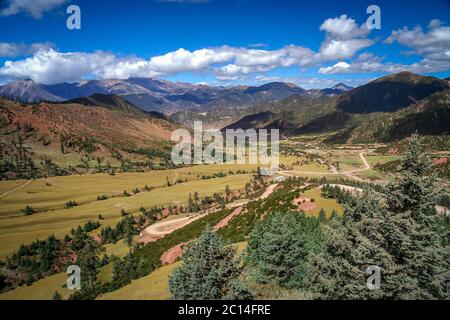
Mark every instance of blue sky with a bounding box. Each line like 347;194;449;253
0;0;449;88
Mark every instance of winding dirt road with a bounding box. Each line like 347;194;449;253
279;152;371;181
140;183;279;244
0;180;32;199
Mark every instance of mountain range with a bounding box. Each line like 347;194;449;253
1;71;449;149
222;72;450;143
0;95;178;179
0;78;350;117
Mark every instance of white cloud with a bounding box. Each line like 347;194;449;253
386;20;450;62
318;38;373;60
320;15;370;40
2;15;447;84
319;53;450;75
0;49;116;84
0;13;377;83
318;15;374;60
319;61;351;74
0;45;319;84
319;19;450;76
0;42;55;57
428;19;443;29
0;0;68;19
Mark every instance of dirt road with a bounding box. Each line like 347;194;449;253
279;152;371;181
0;180;32;199
139;212;208;244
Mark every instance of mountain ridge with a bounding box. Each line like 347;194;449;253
0;78;309;115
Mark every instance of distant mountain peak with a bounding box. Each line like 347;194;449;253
0;79;64;103
332;83;352;91
373;71;437;84
319;83;352;96
337;72;448;113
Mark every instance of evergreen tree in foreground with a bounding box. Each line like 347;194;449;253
169;226;252;300
308;134;449;299
246;212;320;288
385;134;449;299
307;191;420;299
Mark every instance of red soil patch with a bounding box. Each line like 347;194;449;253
160;241;190;265
388;148;398;155
213;206;243;231
433;158;448;165
137;232;163;244
293;197;316;212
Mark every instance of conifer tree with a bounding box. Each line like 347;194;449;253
308;134;449;299
169;226;251;300
385;134;449;299
246;212;317;288
52;291;62;300
307;191;419;299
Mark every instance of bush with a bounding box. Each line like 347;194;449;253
65;200;78;208
22;205;36;216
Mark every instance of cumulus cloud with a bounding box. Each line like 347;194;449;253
318;15;373;60
319;38;373;60
320;14;370;40
0;13;379;83
319;52;450;75
386;20;450;62
0;0;68;19
0;45;319;84
0;49;116;84
0;42;55;57
3;15;447;84
213;45;316;80
319;61;352;74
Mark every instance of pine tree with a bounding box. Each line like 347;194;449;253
76;237;103;297
307;191;419;299
169;226;251;300
318;208;327;221
386;134;441;222
52;291;62;300
308;134;449;299
246;212;319;289
385;134;449;299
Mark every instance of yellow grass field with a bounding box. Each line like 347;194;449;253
104;239;130;259
0;272;72;300
0;261;116;300
301;187;344;217
292;162;330;173
0;163;261;218
0;172;253;258
98;262;180;300
366;155;399;165
97;242;247;300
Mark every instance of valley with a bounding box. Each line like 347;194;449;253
0;71;449;300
